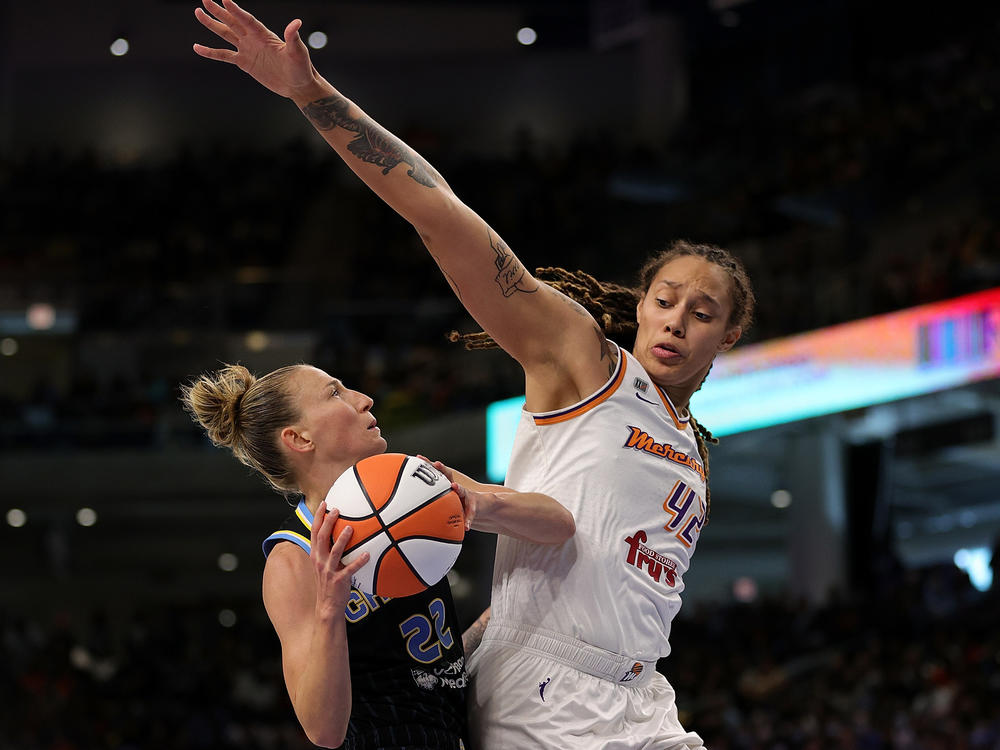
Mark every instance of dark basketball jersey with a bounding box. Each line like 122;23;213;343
263;499;468;750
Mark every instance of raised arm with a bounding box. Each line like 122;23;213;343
193;0;615;409
261;506;369;748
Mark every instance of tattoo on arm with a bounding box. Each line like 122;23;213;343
594;325;616;377
462;607;492;656
489;230;538;297
302;94;441;188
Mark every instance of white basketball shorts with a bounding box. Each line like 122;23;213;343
466;624;706;750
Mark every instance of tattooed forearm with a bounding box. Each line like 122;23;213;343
302;94;440;188
488;230;538;297
462;607;492;656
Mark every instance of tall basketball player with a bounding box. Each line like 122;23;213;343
192;2;754;747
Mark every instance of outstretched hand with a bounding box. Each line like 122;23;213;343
193;0;320;99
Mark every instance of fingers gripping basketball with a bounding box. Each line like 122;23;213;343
326;454;465;598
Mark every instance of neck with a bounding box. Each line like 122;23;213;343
662;385;692;415
297;461;353;514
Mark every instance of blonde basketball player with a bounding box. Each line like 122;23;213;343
181;363;574;749
192;2;755;747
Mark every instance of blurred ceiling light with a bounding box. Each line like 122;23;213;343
516;27;537;46
954;547;993;592
110;38;130;57
732;576;758;603
26;303;56;331
245;331;269;352
959;510;977;528
0;338;17;356
308;31;328;49
6;509;27;527
218;609;238;627
770;489;792;509
218;553;239;572
76;507;98;527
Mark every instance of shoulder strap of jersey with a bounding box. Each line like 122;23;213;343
532;341;627;425
262;499;314;558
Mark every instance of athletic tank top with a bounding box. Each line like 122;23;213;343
263;500;468;749
491;344;708;661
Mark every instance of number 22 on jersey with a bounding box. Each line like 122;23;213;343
399;597;455;664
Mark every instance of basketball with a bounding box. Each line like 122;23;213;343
325;453;466;598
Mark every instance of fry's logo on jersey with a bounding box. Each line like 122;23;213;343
624;530;678;586
623;426;705;481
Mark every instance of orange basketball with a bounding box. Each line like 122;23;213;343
325;453;466;598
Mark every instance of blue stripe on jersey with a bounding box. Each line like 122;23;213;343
262;499;314;557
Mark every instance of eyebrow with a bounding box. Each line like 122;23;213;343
326;379;344;390
659;280;722;310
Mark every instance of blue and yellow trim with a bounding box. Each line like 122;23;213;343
262;499;315;557
294;500;314;530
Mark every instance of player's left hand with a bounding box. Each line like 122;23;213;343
450;481;490;531
418;455;486;531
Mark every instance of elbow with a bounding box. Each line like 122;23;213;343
299;709;349;749
414;190;466;246
560;511;577;542
304;724;347;749
540;509;575;545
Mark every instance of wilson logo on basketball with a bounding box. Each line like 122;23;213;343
620;662;644;682
624;530;677;586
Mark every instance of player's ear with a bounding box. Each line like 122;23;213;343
281;426;313;453
718;326;742;352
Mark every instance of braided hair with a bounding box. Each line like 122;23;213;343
449;240;756;519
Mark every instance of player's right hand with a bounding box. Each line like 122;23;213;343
309;503;370;615
193;0;319;100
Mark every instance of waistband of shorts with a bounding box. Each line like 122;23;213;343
481;622;658;687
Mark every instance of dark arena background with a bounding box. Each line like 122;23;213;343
2;0;1000;747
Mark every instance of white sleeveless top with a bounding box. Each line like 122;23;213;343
490;344;708;660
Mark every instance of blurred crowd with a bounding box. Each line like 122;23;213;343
1;4;999;448
3;6;1000;749
3;558;997;749
670;562;1000;749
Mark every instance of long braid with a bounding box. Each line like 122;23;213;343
689;416;719;520
688;362;719;520
448;267;639;350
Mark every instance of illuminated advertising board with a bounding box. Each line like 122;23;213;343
486;287;1000;481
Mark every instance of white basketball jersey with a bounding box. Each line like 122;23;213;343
491;344;708;661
